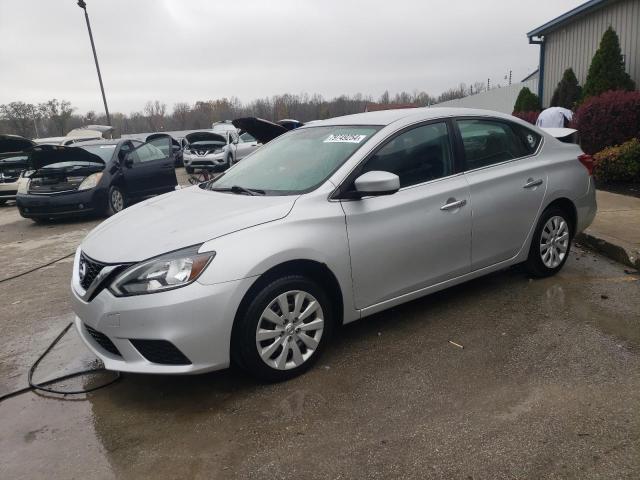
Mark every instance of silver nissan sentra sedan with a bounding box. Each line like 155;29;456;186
71;108;597;381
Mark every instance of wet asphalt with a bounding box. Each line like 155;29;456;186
0;178;639;479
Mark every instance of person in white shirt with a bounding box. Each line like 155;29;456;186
536;107;573;128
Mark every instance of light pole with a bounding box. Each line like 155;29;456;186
77;0;111;126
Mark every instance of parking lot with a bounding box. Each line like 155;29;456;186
0;169;637;479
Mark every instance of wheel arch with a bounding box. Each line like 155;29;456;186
233;259;345;330
544;197;577;233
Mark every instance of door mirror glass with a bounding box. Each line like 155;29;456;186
354;171;400;197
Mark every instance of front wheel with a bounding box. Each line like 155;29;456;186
185;166;194;174
525;207;573;277
232;275;333;382
105;185;126;216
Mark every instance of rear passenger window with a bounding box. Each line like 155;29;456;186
362;122;453;188
458;119;540;170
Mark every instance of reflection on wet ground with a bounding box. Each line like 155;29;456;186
1;202;639;479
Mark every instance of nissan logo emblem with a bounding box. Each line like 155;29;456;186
79;260;87;282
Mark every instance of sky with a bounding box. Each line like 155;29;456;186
0;0;586;114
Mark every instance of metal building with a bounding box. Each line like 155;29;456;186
528;0;640;107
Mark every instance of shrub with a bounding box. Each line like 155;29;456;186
511;111;539;125
574;90;640;154
550;68;582;109
514;87;541;113
593;138;640;183
583;27;635;100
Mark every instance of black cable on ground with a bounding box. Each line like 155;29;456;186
0;322;122;403
0;252;75;284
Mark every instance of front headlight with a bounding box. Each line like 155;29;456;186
109;246;215;296
17;177;30;194
78;172;103;191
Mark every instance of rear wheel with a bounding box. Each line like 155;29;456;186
232;275;333;382
525;207;572;277
105;185;125;217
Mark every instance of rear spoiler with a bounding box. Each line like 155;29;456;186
541;127;578;144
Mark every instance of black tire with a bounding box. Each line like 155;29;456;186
185;166;194;174
525;206;573;278
105;185;126;217
231;275;334;382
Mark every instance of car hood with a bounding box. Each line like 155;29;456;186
81;186;299;263
184;131;226;144
0;134;36;154
28;145;105;171
232;117;288;144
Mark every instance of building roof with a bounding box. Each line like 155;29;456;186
521;69;539;82
527;0;614;38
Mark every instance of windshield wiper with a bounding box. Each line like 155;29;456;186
210;185;265;196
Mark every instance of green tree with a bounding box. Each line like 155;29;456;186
513;87;541;112
550;68;582;109
583;27;635;100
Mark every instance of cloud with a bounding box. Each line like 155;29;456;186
0;0;584;113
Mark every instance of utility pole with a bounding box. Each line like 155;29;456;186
77;0;111;126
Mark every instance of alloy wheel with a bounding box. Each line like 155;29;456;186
111;189;124;212
255;290;324;370
539;215;569;268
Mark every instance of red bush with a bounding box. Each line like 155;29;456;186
574;90;640;154
511;111;539;125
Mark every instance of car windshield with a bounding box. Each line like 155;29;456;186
79;144;117;162
207;126;380;195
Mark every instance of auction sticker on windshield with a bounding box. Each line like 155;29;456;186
324;134;368;143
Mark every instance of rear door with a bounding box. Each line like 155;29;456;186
123;137;177;198
455;118;547;270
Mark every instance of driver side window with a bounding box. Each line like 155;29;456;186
362;122;453;188
130;143;166;163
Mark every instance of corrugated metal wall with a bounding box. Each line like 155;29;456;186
542;0;640;106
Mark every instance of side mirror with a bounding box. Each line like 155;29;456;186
353;171;400;197
123;154;134;168
171;145;181;153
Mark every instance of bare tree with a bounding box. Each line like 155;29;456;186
39;99;75;136
144;100;167;131
172;102;190;129
0;101;39;137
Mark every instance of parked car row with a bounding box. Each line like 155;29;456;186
0;117;304;219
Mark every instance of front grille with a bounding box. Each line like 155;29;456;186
130;340;192;365
85;324;121;357
79;253;106;290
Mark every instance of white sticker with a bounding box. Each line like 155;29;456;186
99;145;116;149
324;134;367;144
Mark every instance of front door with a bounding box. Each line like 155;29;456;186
455;118;547;270
340;121;472;309
124;137;177;198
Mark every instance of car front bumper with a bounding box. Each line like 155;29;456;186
70;249;257;374
0;180;19;201
184;154;228;169
16;188;104;218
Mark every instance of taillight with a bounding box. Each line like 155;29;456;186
578;154;594;176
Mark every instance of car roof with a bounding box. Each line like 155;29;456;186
309;107;517;127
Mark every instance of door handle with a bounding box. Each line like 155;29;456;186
523;178;543;189
440;198;467;211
